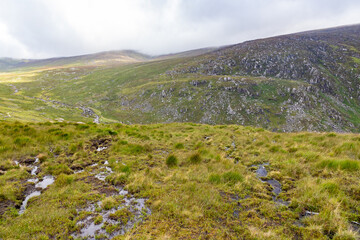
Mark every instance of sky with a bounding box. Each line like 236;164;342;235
0;0;360;59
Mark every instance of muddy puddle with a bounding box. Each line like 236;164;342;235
253;163;289;205
72;161;151;239
17;158;55;215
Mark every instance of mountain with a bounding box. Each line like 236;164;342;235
0;24;359;132
0;50;150;71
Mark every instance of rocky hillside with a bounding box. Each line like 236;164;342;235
0;25;359;132
165;24;360;131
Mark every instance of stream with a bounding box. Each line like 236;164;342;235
18;158;55;215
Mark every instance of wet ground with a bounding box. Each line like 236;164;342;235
72;160;151;239
17;158;55;215
253;163;289;205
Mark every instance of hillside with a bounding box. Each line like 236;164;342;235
0;25;359;132
0;121;359;239
0;50;149;71
0;24;360;240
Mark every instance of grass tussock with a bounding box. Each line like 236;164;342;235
318;158;360;171
166;154;178;167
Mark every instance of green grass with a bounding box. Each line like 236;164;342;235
1;51;359;132
166;154;178;167
0;120;359;239
318;158;360;171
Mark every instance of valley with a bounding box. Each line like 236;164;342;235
0;24;360;239
1;25;359;132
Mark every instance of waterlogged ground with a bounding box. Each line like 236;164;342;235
0;121;359;239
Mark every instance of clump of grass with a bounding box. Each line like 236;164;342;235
321;182;340;196
189;152;202;164
209;172;243;185
94;215;103;225
333;142;360;158
209;174;221;184
75;124;89;130
55;174;74;187
288;147;298;153
327;133;337;137
113;142;150;155
318;159;359;171
269;145;281;153
105;224;119;234
68;144;77;154
101;197;117;210
222;171;244;185
166;154;178;167
47;163;72;175
109;208;133;224
106;173;129;185
37;153;47;162
105;128;118;136
0;159;14;171
174;143;184;149
13;137;31;146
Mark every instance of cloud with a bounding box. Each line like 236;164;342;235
0;0;359;58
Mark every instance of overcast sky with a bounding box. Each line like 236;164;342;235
0;0;360;59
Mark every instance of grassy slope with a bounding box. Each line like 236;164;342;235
3;57;354;131
0;121;359;239
1;26;360;131
1;50;359;131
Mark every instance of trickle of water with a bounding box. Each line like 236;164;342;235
253;163;288;205
77;216;103;238
31;166;38;175
96;146;107;152
95;166;113;181
256;165;268;178
35;176;55;189
19;191;41;214
19;175;55;214
119;189;128;196
27;178;39;183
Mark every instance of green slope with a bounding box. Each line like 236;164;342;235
0;25;360;132
0;121;359;239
